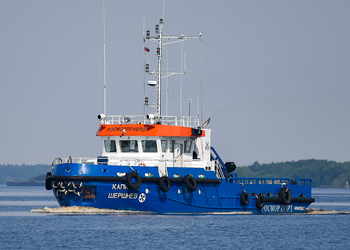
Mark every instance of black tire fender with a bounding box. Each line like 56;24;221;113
279;187;292;205
240;192;250;205
255;195;265;209
159;176;171;192
45;172;52;190
126;172;142;190
183;175;197;192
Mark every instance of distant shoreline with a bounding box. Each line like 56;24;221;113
6;181;44;186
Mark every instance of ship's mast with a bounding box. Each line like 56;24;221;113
156;19;163;116
144;18;201;120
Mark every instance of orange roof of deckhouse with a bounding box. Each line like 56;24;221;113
97;124;205;137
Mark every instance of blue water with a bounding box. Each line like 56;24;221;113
0;186;349;249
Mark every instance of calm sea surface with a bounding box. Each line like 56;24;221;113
0;186;349;249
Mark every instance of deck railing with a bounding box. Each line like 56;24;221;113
52;157;96;166
230;177;312;186
102;115;201;127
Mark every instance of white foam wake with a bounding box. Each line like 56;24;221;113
30;206;350;215
306;208;350;215
30;206;154;215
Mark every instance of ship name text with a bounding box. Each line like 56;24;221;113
112;184;128;190
108;193;138;199
262;205;293;213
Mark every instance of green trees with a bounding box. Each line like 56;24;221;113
234;160;350;188
0;164;50;184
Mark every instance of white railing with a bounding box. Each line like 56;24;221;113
102;115;200;127
52;157;96;166
210;150;226;179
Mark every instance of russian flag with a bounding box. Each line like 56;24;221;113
144;47;150;52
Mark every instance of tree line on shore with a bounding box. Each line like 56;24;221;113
0;159;349;188
0;164;50;184
234;159;350;188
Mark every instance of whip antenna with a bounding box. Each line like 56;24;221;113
103;0;107;117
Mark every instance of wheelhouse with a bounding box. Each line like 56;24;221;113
97;121;213;177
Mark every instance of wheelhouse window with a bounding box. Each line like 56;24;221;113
184;140;192;153
104;140;116;152
120;140;139;152
142;140;158;153
169;140;175;153
161;140;167;152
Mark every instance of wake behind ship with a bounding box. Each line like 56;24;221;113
45;16;314;214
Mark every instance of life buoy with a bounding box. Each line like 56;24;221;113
138;162;146;166
126;172;142;190
279;187;292;205
255;195;265;209
159;176;171;192
45;172;52;190
183;175;197;191
240;192;250;205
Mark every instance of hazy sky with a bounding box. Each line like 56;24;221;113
1;0;349;166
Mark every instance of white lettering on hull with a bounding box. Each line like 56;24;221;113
109;184;145;201
108;193;138;199
112;184;128;190
262;205;293;213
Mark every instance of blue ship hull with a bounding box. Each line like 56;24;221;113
47;163;314;214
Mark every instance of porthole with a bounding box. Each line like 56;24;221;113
178;188;181;194
198;188;202;195
145;188;150;194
